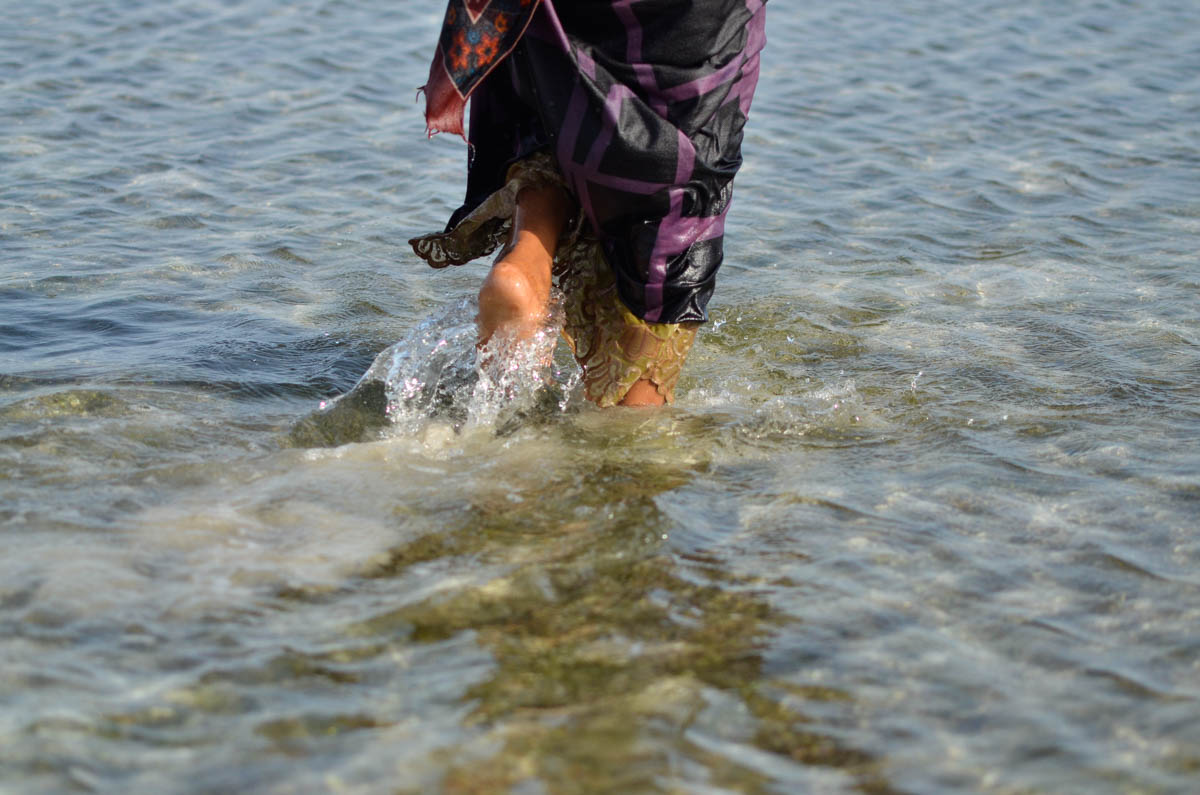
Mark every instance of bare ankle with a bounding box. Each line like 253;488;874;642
477;254;551;342
476;181;568;345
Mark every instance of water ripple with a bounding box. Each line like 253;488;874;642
4;0;1200;792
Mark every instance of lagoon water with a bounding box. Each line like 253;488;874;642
3;1;1200;792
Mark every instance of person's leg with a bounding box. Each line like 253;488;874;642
554;237;701;408
476;182;570;344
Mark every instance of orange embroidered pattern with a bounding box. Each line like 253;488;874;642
436;1;538;98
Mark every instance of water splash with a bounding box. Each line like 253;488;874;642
291;296;580;447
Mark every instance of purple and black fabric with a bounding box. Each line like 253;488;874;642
423;0;767;324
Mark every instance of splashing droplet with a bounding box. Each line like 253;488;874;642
291;295;581;447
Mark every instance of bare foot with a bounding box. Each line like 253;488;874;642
618;378;667;407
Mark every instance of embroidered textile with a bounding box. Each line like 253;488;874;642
422;0;540;137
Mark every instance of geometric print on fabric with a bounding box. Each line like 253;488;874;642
438;0;538;99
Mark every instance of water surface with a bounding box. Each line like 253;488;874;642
3;1;1200;792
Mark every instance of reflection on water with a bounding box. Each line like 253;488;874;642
4;0;1200;792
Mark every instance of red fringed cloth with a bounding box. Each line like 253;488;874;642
422;0;541;138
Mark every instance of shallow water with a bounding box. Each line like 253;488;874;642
3;1;1200;792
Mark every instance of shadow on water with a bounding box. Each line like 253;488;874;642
289;377;393;446
333;447;900;794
